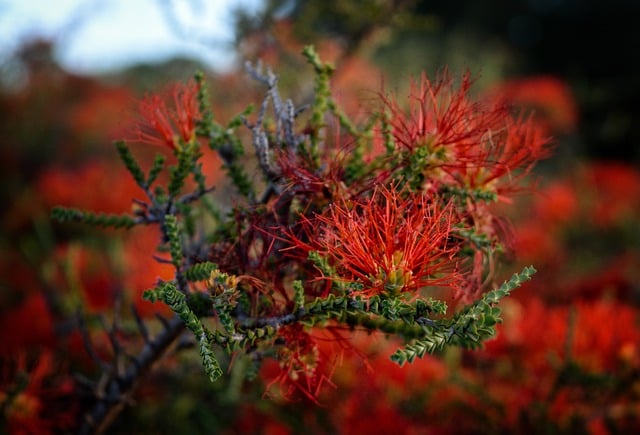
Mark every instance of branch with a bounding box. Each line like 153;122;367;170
78;315;185;435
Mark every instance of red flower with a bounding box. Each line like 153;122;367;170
383;71;506;154
490;75;578;134
534;181;579;226
0;351;78;434
0;293;55;354
263;324;336;402
382;71;550;197
132;80;201;150
480;297;640;430
447;114;550;198
290;184;461;297
584;162;640;227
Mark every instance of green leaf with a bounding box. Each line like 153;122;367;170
115;140;146;187
164;215;183;268
183;262;219;282
51;207;136;229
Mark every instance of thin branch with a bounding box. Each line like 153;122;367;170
76;310;112;374
131;306;150;343
79;315;185;435
155;312;171;330
177;185;216;206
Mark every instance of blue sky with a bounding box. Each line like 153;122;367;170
0;0;263;74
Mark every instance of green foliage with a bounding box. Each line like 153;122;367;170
308;251;347;293
51;206;136;229
302;45;334;157
194;70;214;130
192;162;207;193
300;292;448;340
195;70;255;204
168;144;197;197
197;73;254;198
390;266;536;365
184;262;219;282
144;282;223;382
163;214;183;268
293;280;305;311
115;140;146;187
441;185;498;203
454;224;496;255
198;331;223;384
481;265;536;304
381;109;396;155
147;154;167;187
221;159;254;199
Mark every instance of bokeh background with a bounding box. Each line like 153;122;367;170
1;0;639;433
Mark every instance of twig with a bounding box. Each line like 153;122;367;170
78;314;185;435
76;310;112;374
131;306;150;343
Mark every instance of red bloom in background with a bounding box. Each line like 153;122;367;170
533;181;579;226
38;161;141;214
480;296;640;430
67;84;135;143
583;162;640;227
511;161;640;304
289;185;460;297
262;324;337;402
570;299;640;372
491;75;578;134
0;351;78;434
0;293;55;355
122;228;175;317
133;80;201;150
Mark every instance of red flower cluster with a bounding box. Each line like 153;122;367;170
381;71;551;197
512;161;640;302
477;296;640;431
383;72;504;154
133;80;202;150
289;185;460;297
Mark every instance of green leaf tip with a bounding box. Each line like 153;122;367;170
389;266;537;366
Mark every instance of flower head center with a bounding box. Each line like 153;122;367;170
380;250;413;294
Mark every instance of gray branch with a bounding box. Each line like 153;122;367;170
243;60;308;185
